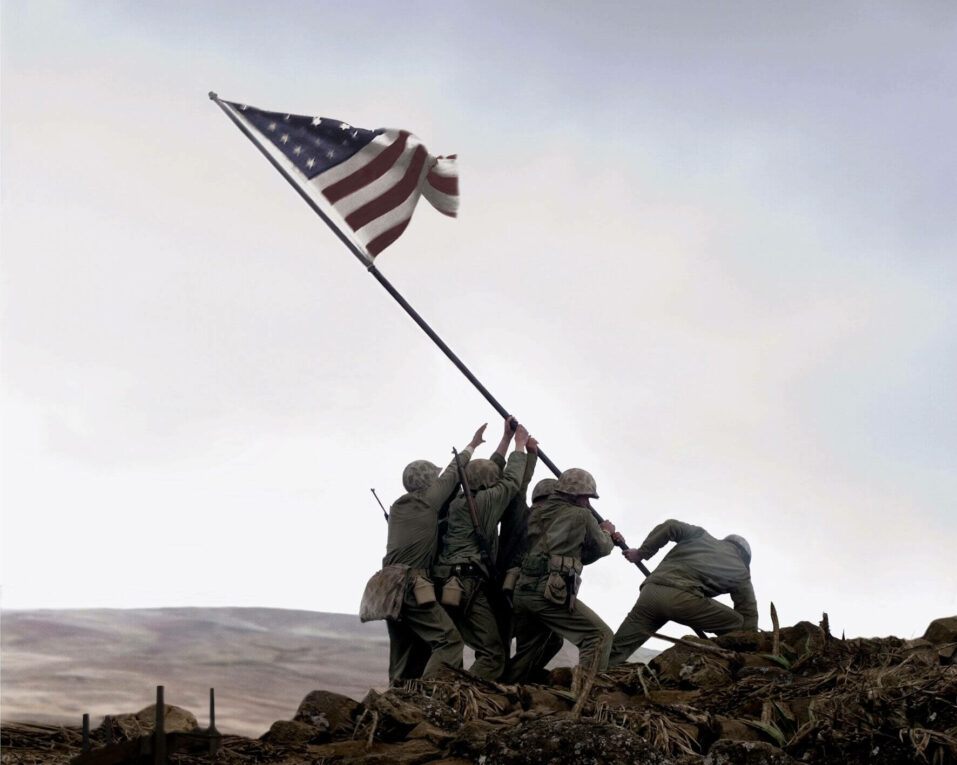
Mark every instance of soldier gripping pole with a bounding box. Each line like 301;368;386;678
211;92;653;579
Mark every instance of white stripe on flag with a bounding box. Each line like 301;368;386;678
354;161;432;243
325;141;423;218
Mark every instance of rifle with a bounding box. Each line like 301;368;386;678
370;488;389;521
452;447;498;584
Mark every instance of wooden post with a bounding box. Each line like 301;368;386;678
153;686;166;765
208;688;220;754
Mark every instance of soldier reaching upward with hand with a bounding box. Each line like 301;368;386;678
380;423;488;681
433;417;532;679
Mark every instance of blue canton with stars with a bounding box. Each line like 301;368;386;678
229;102;382;180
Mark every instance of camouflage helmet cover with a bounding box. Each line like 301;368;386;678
465;458;501;490
531;478;558;502
402;460;440;492
555;468;599;499
724;534;752;565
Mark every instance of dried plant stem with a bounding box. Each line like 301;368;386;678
771;602;781;657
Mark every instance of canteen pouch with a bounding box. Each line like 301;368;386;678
502;567;520;594
440;576;464;607
412;574;437;605
544;572;568;606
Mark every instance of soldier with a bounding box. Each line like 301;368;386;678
608;520;758;666
500;477;564;680
493;422;539;585
507;468;617;683
433;418;531;679
382;423;487;681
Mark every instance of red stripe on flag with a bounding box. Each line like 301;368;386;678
345;145;428;231
322;131;411;204
366;220;412;257
426;168;458;196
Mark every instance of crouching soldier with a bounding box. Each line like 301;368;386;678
433;418;531;679
608;520;758;666
362;423;487;682
507;468;616;683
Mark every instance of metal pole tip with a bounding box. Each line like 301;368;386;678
208;91;218;100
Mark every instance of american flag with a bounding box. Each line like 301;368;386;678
221;100;458;259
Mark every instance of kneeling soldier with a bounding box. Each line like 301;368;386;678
609;520;758;665
507;468;616;683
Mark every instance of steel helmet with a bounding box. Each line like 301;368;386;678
531;478;558;503
555;468;599;499
724;534;752;565
402;460;440;492
465;459;501;490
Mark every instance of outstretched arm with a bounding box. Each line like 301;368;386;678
428;423;487;505
635;519;704;560
492;416;517;460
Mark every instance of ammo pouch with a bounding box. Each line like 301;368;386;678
544;572;568;605
411;572;437;605
440;576;464;607
544;556;583;607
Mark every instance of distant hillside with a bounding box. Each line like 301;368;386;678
0;608;656;737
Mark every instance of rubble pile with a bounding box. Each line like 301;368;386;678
2;616;954;764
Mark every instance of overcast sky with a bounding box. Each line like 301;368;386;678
2;1;955;649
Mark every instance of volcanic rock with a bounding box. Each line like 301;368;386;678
294;688;358;738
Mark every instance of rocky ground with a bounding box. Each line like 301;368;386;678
2;615;955;764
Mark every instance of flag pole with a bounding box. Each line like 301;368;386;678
209;92;372;269
370;271;665;582
210;92;663;583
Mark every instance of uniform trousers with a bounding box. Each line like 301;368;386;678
609;582;745;666
508;574;612;682
387;579;464;680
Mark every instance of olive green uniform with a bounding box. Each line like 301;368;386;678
491;452;563;677
384;450;471;681
493;450;538;573
433;451;527;679
507;495;615;682
609;519;758;666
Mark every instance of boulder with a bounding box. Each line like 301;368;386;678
294;689;358;738
777;621;825;655
650;643;732;689
103;704;198;740
922;616;957;645
713;630;773;653
260;719;323;746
